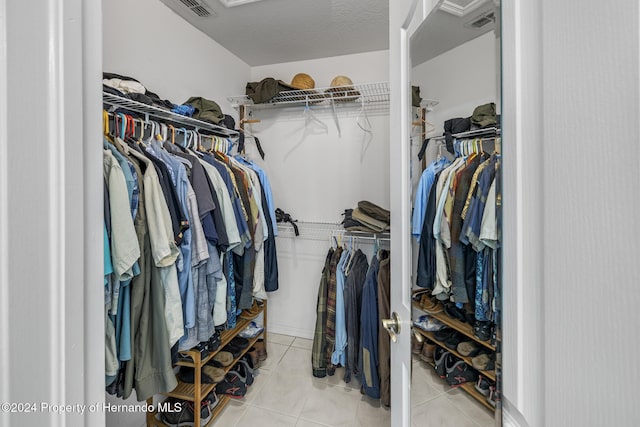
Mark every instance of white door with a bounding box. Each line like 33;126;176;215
387;1;429;426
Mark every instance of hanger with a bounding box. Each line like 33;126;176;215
303;96;328;133
102;111;110;136
356;97;373;134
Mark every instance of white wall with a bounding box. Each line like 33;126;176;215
102;1;251;426
103;0;251;118
246;50;391;338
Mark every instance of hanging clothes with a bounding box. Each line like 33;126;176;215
343;249;368;384
312;248;334;378
359;253;381;399
103;111;281;402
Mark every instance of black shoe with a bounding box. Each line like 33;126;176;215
177;367;215;385
474;321;492;341
434;347;452;378
444;332;465;350
446;361;478;386
444;304;468;323
204;390;221;413
232;359;254;386
215;373;247;398
230;336;250;349
207;331;221;352
178;342;210;363
222;343;245;359
161;398;212;427
434;327;456;342
475;376;492;396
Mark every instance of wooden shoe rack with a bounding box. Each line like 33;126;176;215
146;300;267;426
413;300;496;411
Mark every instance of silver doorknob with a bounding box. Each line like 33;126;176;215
382;312;401;343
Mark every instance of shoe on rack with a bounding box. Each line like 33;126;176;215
254;339;268;362
474;321;492;341
243;348;259;370
471;353;495;371
213;351;234;367
444;332;465;350
434;347;452;378
215;373;247;398
457;341;480;357
207;331;221;353
433;327;456;342
412;334;423;355
420;294;444;314
239;300;262;320
230;336;250;349
161;398;212;427
486;385;500;408
238;321;264;339
234;359;255;386
445;360;478;386
474;376;492;397
444;303;468;323
178;342;209;363
177;367;215;385
222;343;245;359
204;390;220;413
413;315;447;332
419;340;436;364
229;362;254;388
202;365;225;383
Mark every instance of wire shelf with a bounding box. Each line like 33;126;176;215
103;92;238;137
228;82;390;113
276;221;390;242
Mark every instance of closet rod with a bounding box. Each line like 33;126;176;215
332;229;391;242
103;91;238;138
429;127;501;142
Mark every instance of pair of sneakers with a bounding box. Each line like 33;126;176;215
160;397;212;427
215;358;255;398
434;347;478;386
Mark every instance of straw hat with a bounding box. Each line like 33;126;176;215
290;73;315;90
326;75;360;102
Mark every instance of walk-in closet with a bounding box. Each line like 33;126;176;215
4;1;640;427
99;0;501;426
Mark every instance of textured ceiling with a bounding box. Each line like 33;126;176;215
159;0;389;66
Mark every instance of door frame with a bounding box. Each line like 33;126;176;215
0;0;104;426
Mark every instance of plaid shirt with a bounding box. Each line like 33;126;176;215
325;247;343;374
312;248;334;377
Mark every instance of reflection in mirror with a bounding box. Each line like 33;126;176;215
409;0;502;426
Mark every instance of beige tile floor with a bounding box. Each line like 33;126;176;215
214;333;495;427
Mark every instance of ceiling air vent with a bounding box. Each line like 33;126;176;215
177;0;215;17
465;10;495;29
218;0;263;7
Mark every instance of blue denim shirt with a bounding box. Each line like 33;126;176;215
332;249;350;366
148;141;195;330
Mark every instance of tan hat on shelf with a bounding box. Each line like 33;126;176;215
286;72;325;103
325;75;360;102
290;73;315;90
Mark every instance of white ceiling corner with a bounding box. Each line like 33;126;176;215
160;0;389;66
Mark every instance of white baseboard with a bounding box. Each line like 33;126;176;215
268;323;314;340
502;397;529;427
